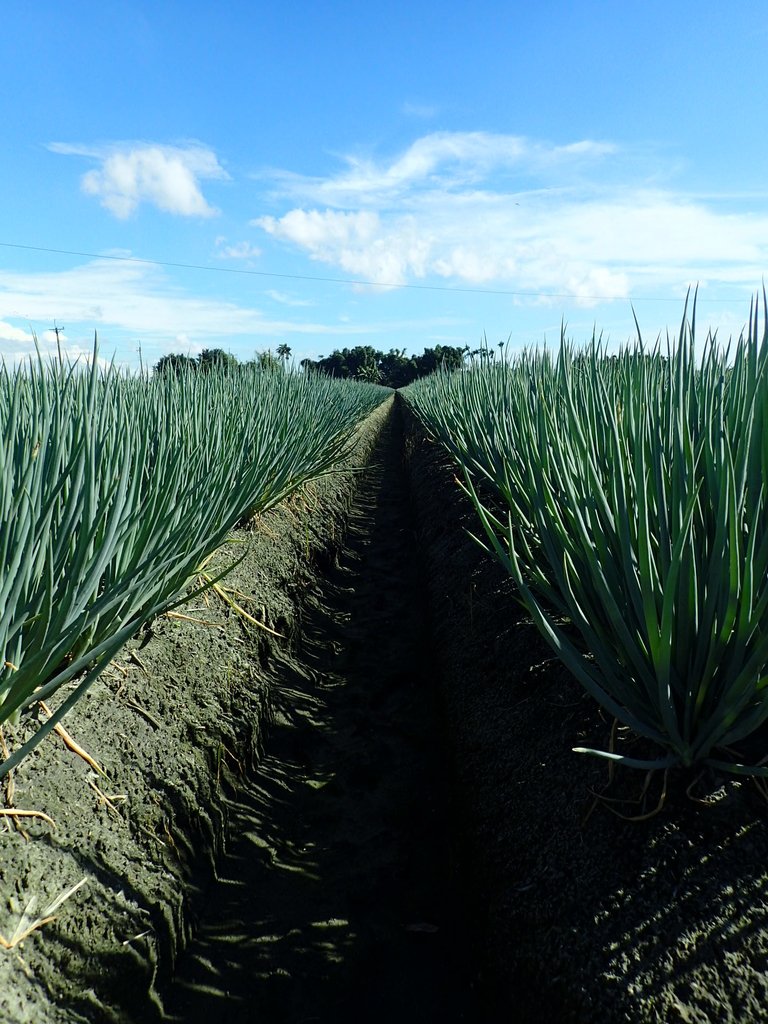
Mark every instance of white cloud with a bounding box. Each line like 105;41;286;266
0;260;263;340
252;131;768;305
0;257;415;365
265;290;313;307
170;332;203;356
214;237;262;260
0;334;115;369
0;321;34;344
402;101;439;119
49;141;228;218
0;324;88;367
256;208;430;287
258;209;379;247
265;131;615;207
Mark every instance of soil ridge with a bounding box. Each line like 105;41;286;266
401;393;768;1024
0;400;391;1023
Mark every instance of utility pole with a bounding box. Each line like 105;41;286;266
52;321;64;365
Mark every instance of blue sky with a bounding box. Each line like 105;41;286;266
1;0;767;368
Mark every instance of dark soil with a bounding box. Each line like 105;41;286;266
0;399;391;1023
161;394;478;1023
3;393;768;1024
401;396;768;1024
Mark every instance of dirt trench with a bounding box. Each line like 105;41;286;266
7;390;765;1024
150;394;768;1024
159;398;480;1022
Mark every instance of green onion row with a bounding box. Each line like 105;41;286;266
404;294;768;776
0;347;388;776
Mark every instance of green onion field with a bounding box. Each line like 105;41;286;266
3;299;768;1023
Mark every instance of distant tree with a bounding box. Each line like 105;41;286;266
469;347;495;362
379;347;418;388
276;343;292;365
253;349;281;372
356;363;382;384
154;353;198;376
415;344;466;376
275;343;467;387
320;349;350;377
198;348;239;372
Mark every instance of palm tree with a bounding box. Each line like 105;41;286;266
276;343;292;365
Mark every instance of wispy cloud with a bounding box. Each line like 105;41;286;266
0;320;121;367
0;260;263;348
213;237;262;260
264;131;616;207
402;101;439;119
0;257;424;363
265;290;313;307
252;130;768;304
49;141;228;218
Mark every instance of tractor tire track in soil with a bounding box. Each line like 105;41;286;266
162;401;480;1023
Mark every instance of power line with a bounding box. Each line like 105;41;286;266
0;240;739;304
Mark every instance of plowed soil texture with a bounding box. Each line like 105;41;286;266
0;397;480;1024
162;396;479;1022
3;393;768;1024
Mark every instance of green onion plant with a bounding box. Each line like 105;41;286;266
405;295;768;776
0;346;387;776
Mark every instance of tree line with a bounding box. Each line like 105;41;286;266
154;344;292;376
300;344;470;387
154;343;472;388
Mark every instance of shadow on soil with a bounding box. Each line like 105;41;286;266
161;403;480;1024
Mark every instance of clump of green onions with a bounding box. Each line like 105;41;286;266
405;295;768;776
0;347;387;776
